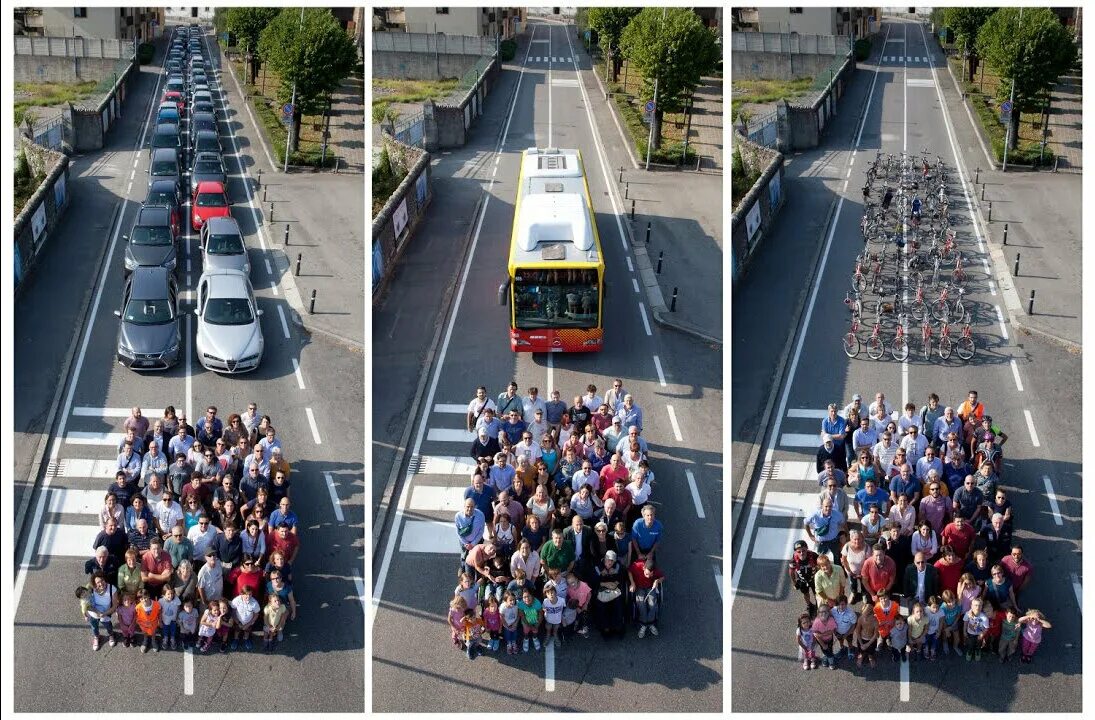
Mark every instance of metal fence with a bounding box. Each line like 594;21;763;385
392;111;425;148
13;36;136;59
731;31;853;56
746;110;778;148
441;54;495;104
372;31;498;56
30;112;68;152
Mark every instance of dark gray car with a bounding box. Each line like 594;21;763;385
149;122;182;159
192;130;221;156
189;151;226;195
124;205;178;276
114;267;181;370
148;148;182;194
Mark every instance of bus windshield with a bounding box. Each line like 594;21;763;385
513;268;600;329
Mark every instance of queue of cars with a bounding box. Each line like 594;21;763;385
119;23;264;373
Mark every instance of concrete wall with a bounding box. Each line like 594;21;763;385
14;140;72;292
372;134;433;300
70;57;137;152
755;7;836;36
404;7;482;36
732;50;848;81
784;55;855;151
373;51;487;81
423;56;500;150
730;132;785;287
13;54;126;83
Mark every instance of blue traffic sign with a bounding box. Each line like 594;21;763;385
282;103;295;116
1001;100;1013;113
645;100;655;113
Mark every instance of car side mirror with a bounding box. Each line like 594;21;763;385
114;310;122;318
193;308;200;316
122;234;129;241
498;279;510;306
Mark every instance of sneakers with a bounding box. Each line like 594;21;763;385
577;626;589;637
230;639;239;650
553;637;561;648
522;638;530;653
810;657;818;669
92;636;101;651
965;650;972;662
974;649;982;661
107;635;117;647
244;639;253;651
153;640;160;653
123;637;132;648
847;647;855;660
171;637;177;650
827;657;836;669
141;643;149;654
943;643;951;655
802;659;810;670
219;641;228;653
277;630;284;642
533;637;542;651
200;641;210;653
638;625;647;639
649;625;659;637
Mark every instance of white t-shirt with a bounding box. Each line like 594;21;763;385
231;595;260;625
188;525;219;559
500;603;519;627
543;596;566;626
925;606;945;635
159;596;182;624
468;396;497;420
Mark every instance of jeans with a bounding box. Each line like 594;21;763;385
163;621;177;640
88;617;113;637
503;626;519;645
634;588;660;625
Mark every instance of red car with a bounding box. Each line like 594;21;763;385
162;90;186;115
191;181;231;231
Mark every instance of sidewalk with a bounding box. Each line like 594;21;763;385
688;76;724;170
934;34;1082;349
328;74;366;172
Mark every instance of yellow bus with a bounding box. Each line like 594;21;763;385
499;147;605;352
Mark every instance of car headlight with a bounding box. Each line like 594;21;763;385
118;342;135;357
124;255;137;271
164;256;177;270
166;341;180;354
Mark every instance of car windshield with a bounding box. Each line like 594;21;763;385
194;161;221;175
196;138;219;153
146;191;175;206
124;297;174;325
152;134;177;148
196;192;227;207
206;233;244;255
193;121;216;135
204;297;253;325
131;225;173;246
158;114;179;126
151;161;177;176
513;268;601;329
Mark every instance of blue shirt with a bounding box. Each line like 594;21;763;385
475;416;502;440
168;434;194;459
804;508;844;541
500;419;527;445
454;509;485;547
616;406;644;432
631;518;663;551
464;485;496;519
889;475;919;500
855;487;889;513
269;508;298;530
488;464;516;491
821;414;846;440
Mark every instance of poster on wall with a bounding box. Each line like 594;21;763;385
31;203;47;251
768;172;781;208
745;201;762;246
15;243;23;286
54;173;67;208
416;173;427;204
392;198;409;241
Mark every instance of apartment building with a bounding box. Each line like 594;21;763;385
18;7;165;41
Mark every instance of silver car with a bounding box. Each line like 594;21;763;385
200;216;250;276
194;268;263;373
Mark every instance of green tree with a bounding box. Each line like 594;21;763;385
942;7;996;81
222;7;280;84
587;7;640;83
259;8;357;152
619;8;720;149
977;7;1077;150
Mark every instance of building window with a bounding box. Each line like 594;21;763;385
74;7;87;18
789;8;803;14
436;7;449;14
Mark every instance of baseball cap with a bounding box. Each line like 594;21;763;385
852;394;862;401
605;550;617;562
794;540;808;552
204;547;217;557
821;433;832;443
612;417;622;425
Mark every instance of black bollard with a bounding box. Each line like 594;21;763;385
619;166;623;183
670;287;678;312
1028;289;1035;315
295;253;302;276
630;199;635;219
645;221;651;244
263;185;267;202
975;167;979;185
269;202;274;224
257;168;262;188
656;251;663;274
309;289;316;314
284;223;290;246
1003;223;1008;245
1014;253;1020;277
625;182;629;199
988;201;992;222
981;184;985;201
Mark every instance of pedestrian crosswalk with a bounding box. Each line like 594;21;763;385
526;56;574;64
883;56;932;64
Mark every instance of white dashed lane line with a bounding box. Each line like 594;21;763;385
291;357;306;390
685;469;705;519
995;305;1009;340
324;471;345;522
1023;409;1041;447
305;407;322;444
638;303;651;336
1010;359;1024;392
276;305;290;339
652;355;666;387
665;405;683;442
1043;476;1064;526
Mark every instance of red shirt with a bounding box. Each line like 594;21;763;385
861;555;897;596
1001;556;1033;592
628;560;665;590
599;465;629;496
941;522;976;559
603;486;633;514
934;557;964;594
267;530;300;561
141;550;173;587
227;566;264;599
181;483;211;507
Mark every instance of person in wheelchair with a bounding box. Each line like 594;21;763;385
628;558;665;638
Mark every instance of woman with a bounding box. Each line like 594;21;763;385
265;570;297;641
526;483;556;527
492;510;519;563
514;455;537;495
985;564;1018;610
555;413;575;449
117;548;144;596
973;460;999;497
126;495;155;533
558;447;582;490
622;442;645;475
172;559;199;605
840;529;869;605
84;572;120;650
910;521;939;562
592;551;627;638
214;498;239;531
933;545;964;594
964;548;992;588
551;493;575;533
496;432;516;469
587;521;614;581
509;473;531;508
522;514;549;554
241;520;267;565
570;483;603;523
265;549;294;586
539;435;560;481
509;538;541;585
100;493;124;532
888;494;917;539
580;424;601;456
245;501;271;534
242;486;274;521
561;430;584;460
587;439;611;474
256;415;273;446
182;495;204;531
221;413;244;449
849;450;882;489
161;406;180;438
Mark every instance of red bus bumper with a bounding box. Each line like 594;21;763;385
510;327;603;352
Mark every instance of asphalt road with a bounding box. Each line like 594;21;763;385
13;25;364;711
731;19;1081;712
371;19;722;712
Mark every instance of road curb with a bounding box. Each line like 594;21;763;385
14;184;126;548
371;192;486;553
943;57;998;172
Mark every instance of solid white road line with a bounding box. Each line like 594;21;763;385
1071;572;1082;612
48;488;105;515
291;357;305;389
409;485;467;513
685;469;705;519
545;640;556;691
276;305;290;339
666;405;683;442
713;565;723;601
413;455;478;476
546;27;552;147
626;256;633;272
995;305;1009;340
900;655;910;701
72;406;139;417
66;431;125;446
354;572;367;614
546;351;553;400
1042;475;1063;526
786;409;828;419
39;523;99;557
184;647;194;695
185;314;192;422
1023;409;1040;447
305;407;322;444
731;22;893;611
638;303;651;335
400;520;461;553
324;471;345;522
652;355;667;387
632;278;639;293
427;428;475;443
1010;359;1024;392
779;433;821;448
433;404;467;414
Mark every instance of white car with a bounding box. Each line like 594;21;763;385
194;269;263;373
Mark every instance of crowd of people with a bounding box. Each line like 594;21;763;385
791;390;1051;670
449;381;666;659
80;404;301;653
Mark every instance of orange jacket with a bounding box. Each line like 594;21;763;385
135;601;162;635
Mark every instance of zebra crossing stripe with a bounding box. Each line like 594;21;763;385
49;488;107;516
39;523;99;557
400;520;461;554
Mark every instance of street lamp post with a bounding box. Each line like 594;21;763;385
1002;7;1023;171
283;7;305;172
644;8;667;171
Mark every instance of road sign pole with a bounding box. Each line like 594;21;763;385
284;7;305;172
1002;8;1022;171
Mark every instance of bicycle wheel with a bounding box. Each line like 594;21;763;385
956;336;975;361
866;336;885;360
853;273;866;293
931;299;949;322
910;300;925;321
843;332;861;358
921;337;932;360
891;336;909;361
937;336;952;360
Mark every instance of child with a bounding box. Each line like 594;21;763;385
542;581;566;648
830;596;858;660
873;592;899;657
811;604;838;668
517;587;543;653
448;596;468;650
962;596;989;661
507;567;532;600
998;606;1021;662
482;595;502;652
454;571;480;613
461;607;487;660
854;601;880;668
198;600;222;653
500;591;521;655
1018;609;1052;664
907;602;928;660
940;589;963;656
178;599;199;650
796;613;817;670
565;571;592;637
485;555;511;605
545;567;568;610
230;584;261;650
263;594;289;652
924;595;944;660
216;599;233;652
159;586;181;650
116;592;138;648
135;590;163;653
982;601;1003;655
889;615;909;662
956;572;982;614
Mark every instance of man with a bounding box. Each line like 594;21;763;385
917;478;951;536
522;386;547;425
201;405;224;439
269;498;298;534
788;540;820;616
544;389;568;432
167;453;194;496
897;402;919;436
569;395;592;430
852;417;879;457
188;514;219;560
1000;545;1033;597
570;460;599;495
128;517;156;554
196;416;220;448
454;498;486;563
196;548;224;606
475;407;502;441
143;473;167;507
239;463;269;503
813;553;847;609
240;402;261;442
466;386;497;432
900;424;928;464
816;435;846;474
464;473;496;523
485;451;513;492
943;450;971;494
615;394;643;432
540;529;576;573
979;512;1013;565
267;522;300;564
604;378;628;414
562;513;593;579
195;448;220;484
212;522;244;574
465;541;501;583
804;497;844;556
168;424;195;461
602;417;624;452
868;392;892;418
855;478;890;518
862;543;898;601
153;489;184;537
599;453;630;492
915;445;943;483
952;475;987;525
124;406;150;443
247;445;271;479
117;441;142;486
628;558;665;638
470;427;501;464
140;536;173;595
957;389;986;429
212;476;242;512
163;526;194;569
941;515;976;560
493;382;522;421
84;545;120;585
872;431;899;474
493;488;524;529
625;470;653;521
818;475;849;519
919;392;944;445
92;518;129;566
526;408;549;445
889;465;921;507
820;404;846;461
107;470;137;509
615;425;649;457
902;551;940;607
630;505;663;564
141;440;169;485
933;407;963;449
603;477;634;520
816;458;847;488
